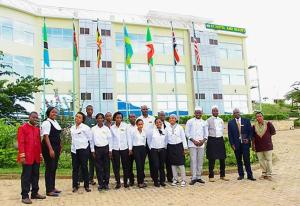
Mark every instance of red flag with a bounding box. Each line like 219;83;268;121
171;24;180;65
194;37;201;65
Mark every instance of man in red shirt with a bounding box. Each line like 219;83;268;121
17;112;46;204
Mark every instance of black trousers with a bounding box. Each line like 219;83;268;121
133;146;146;184
165;147;173;182
150;148;166;183
42;146;60;193
234;143;253;178
95;145;110;187
78;145;95;182
146;143;154;180
111;149;130;184
21;162;40;199
72;148;89;188
208;159;226;178
128;153;135;184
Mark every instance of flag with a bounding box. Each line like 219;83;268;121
192;23;201;65
96;25;102;68
171;24;180;65
124;26;133;69
73;22;78;61
43;19;49;67
146;25;154;66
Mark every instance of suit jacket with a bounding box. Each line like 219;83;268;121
228;118;252;148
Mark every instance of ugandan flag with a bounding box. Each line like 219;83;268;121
96;25;102;68
146;25;154;66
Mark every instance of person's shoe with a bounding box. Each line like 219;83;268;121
154;182;160;187
266;176;272;181
180;181;186;187
220;177;230;181
89;180;96;185
259;175;266;180
22;198;32;204
53;189;61;193
104;185;109;190
72;187;78;193
129;181;134;187
97;185;103;191
31;193;46;199
247;177;256;181
209;178;215;182
46;192;59;197
115;183;121;189
160;182;166;187
197;179;205;184
85;187;91;192
237;176;244;180
189;179;197;185
171;180;179;186
124;183;129;188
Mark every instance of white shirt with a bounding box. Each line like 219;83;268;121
91;124;112;151
129;128;147;150
214;117;224;137
149;127;167;149
41;118;61;136
185;118;208;148
162;120;171;129
70;123;93;153
137;115;155;141
110;122;129;151
165;124;188;149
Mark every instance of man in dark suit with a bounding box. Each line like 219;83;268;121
228;108;256;181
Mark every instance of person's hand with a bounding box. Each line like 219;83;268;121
20;157;26;164
192;139;200;146
129;150;133;156
243;139;249;144
109;151;112;159
231;145;236;151
198;140;204;146
49;149;55;159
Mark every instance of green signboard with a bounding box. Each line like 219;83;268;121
205;23;246;34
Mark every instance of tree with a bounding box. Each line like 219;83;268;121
0;51;52;118
285;81;300;116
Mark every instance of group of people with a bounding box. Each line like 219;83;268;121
17;105;276;204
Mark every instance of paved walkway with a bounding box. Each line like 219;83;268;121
1;129;300;206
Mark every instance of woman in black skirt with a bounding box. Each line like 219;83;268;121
41;107;62;197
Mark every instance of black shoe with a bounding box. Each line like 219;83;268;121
197;179;205;184
154;182;160;187
104;185;109;190
189;179;197;185
90;180;96;185
115;183;121;189
247;177;256;181
237;176;244;180
124;183;129;188
85;187;91;192
53;189;61;193
129;181;134;186
31;194;46;199
97;185;103;191
72;187;78;193
46;192;59;197
160;182;166;187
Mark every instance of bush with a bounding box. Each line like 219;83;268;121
0;119;18;149
0;148;18;167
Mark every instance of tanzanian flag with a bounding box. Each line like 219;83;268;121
124;26;133;69
43;19;49;67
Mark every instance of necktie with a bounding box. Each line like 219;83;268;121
236;119;241;137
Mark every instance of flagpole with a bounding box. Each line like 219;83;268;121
72;19;76;117
123;20;129;119
170;21;180;120
97;19;102;113
192;22;200;107
147;20;155;116
43;17;46;119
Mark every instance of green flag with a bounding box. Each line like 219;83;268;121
146;26;154;66
124;26;133;69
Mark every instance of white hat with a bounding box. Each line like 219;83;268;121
195;107;203;111
169;114;178;120
211;105;219;110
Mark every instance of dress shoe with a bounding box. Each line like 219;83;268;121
104;185;109;190
85;187;91;192
115;183;121;189
160;182;166;187
46;192;59;197
129;181;134;187
247;177;256;181
220;177;229;181
197;179;205;184
237;176;244;180
124;183;129;188
189;179;197;185
266;176;272;181
53;189;61;193
154;182;160;187
72;187;78;193
22;198;32;204
31;193;46;199
259;175;266;180
209;178;215;182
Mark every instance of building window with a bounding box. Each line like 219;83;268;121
2;53;34;77
103;93;113;100
213;94;223;100
46;27;72;48
219;42;243;60
41;61;72;82
117;94;152;116
211;66;221;72
155;65;186;84
193;65;203;71
116;63;150;83
157;94;188;115
222;68;245;85
102;61;112;68
209;39;218;45
101;29;111;36
81;93;91;100
224;95;248;114
80;27;90;35
191;37;201;43
80;60;91;68
195;93;205;100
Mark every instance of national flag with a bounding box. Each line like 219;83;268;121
96;25;102;68
146;25;154;66
73;22;78;61
171;24;180;65
43;19;50;67
124;26;133;69
193;24;201;65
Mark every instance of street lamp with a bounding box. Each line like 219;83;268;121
248;65;262;111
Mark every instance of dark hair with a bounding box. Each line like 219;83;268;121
255;111;263;116
154;118;164;134
113;112;123;121
96;113;105;120
136;119;143;125
29;111;38;117
76;111;86;123
86;105;93;109
46;106;56;118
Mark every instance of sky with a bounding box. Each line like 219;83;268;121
31;0;300;101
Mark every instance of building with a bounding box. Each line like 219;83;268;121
0;0;252;117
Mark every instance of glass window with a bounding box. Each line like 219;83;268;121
41;60;72;82
224;95;248;114
156;94;188;115
47;28;72;48
155;65;185;84
222;68;245;85
116;63;150;83
219;43;243;60
43;94;74;115
117;94;152;116
1;53;33;76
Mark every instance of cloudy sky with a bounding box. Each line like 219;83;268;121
31;0;299;101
